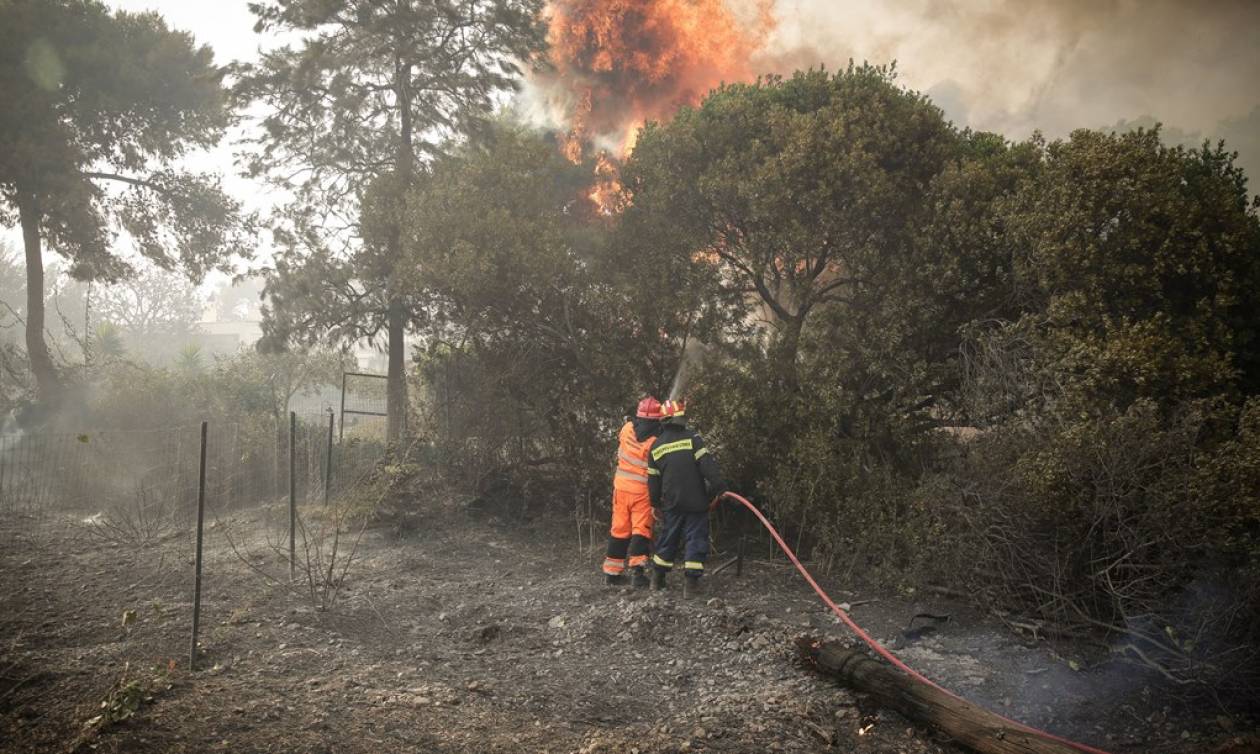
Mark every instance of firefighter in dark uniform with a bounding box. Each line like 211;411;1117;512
646;399;728;595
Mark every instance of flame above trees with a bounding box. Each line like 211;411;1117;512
543;0;775;160
538;0;775;212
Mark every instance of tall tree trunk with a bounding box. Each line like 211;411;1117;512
386;297;406;441
384;53;414;444
774;312;805;391
17;191;61;406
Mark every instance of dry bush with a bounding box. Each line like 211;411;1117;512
293;498;373;612
80;484;177;547
220;436;405;612
936;399;1260;704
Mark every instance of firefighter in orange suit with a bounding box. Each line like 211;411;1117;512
602;397;664;587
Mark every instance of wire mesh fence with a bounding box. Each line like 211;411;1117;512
0;411;384;523
0;409;391;673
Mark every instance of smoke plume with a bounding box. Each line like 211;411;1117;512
524;0;1260;179
768;0;1260;141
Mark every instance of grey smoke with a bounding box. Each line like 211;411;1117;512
762;0;1260;138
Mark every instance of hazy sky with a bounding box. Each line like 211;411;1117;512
111;0;1255;207
109;0;263;65
5;1;1257;275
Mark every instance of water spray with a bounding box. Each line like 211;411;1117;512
667;334;707;402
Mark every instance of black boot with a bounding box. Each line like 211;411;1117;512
683;574;703;599
605;573;626;586
650;567;667;591
630;566;649;588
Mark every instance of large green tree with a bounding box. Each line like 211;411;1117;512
999;128;1260;412
398;123;705;472
625;64;959;388
238;0;545;441
0;0;249;406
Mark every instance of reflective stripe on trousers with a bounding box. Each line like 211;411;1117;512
602;557;626;575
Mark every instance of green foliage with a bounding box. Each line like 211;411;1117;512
1003;128;1260;408
0;0;250;401
627;64;960;383
92;322;125;361
174;343;203;373
237;0;545;222
398;123;699;500
239;0;546;440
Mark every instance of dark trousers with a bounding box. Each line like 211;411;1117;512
652;509;709;577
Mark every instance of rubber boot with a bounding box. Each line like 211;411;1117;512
630;566;650;588
683;574;703;599
650;567;667;591
605;573;626;586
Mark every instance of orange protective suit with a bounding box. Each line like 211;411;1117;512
602;420;657;575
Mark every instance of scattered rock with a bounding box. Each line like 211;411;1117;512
473;624;501;643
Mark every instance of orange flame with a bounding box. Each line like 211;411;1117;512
588;150;628;214
541;0;777;162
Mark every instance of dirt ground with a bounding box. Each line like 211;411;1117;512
1;500;1256;754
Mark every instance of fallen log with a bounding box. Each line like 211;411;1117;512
797;638;1087;754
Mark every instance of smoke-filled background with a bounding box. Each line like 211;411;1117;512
526;0;1260;180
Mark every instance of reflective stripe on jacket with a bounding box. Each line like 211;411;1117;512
646;422;727;513
613;421;656;492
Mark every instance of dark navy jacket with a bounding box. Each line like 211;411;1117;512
646;420;727;513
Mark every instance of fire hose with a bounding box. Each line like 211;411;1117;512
711;491;1113;754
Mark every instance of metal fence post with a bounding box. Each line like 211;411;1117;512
324;411;334;506
339;373;347;442
289;411;296;581
190;421;208;670
0;436;8;511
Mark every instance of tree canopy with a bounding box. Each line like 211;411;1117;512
238;0;545;440
626;64;959;386
0;0;249;404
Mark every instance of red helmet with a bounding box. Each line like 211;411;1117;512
660;399;686;419
635;396;663;419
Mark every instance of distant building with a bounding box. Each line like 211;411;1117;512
196;317;264;356
194;305;391;373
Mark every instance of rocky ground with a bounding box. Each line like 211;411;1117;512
0;500;1256;754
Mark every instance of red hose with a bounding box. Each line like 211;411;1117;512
714;491;1113;754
